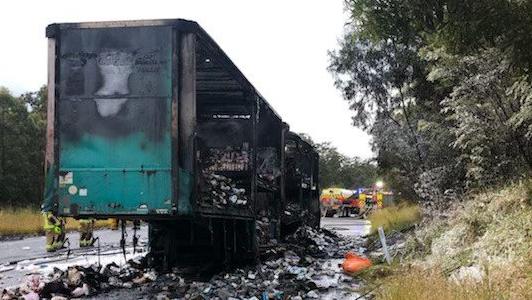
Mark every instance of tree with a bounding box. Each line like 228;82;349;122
297;133;377;189
314;142;377;189
329;0;461;201
430;49;532;187
0;86;46;208
329;0;531;204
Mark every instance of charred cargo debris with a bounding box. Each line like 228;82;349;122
204;147;250;173
200;171;249;208
3;227;365;300
257;147;281;184
1;259;156;300
198;145;251;208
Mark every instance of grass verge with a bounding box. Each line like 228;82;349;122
363;179;532;300
373;264;531;300
0;208;113;237
368;204;421;234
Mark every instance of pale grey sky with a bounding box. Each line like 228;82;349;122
0;0;373;159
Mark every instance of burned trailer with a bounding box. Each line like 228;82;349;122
43;18;314;266
281;132;320;236
254;101;284;246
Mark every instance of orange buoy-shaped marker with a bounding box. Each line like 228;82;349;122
342;251;372;274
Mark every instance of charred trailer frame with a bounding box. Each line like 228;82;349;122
255;100;284;246
42;19;262;265
43;19;313;266
281;132;320;236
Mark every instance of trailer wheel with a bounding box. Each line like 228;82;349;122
320;207;327;217
325;209;336;217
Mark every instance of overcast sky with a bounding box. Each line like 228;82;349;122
0;0;373;159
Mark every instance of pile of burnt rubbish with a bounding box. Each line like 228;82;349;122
1;259;156;300
2;227;366;300
205;148;250;173
282;203;301;217
255;217;275;245
200;171;248;208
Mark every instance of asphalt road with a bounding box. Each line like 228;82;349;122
0;217;368;290
0;226;148;288
321;216;371;237
0;226;148;265
0;217;368;265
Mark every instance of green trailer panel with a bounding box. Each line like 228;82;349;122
55;25;175;216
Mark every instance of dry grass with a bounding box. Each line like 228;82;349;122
372;179;532;300
0;208;44;236
412;179;532;270
0;208;113;237
368;204;421;234
374;264;532;300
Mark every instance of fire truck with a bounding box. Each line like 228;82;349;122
320;187;393;217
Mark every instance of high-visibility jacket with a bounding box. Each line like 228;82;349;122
43;212;62;234
376;192;384;208
359;193;367;208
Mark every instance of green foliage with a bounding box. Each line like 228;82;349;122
330;0;532;202
302;136;377;189
507;76;532;141
433;49;532;187
0;87;46;208
298;133;377;189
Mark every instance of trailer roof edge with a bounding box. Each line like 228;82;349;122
46;18;283;121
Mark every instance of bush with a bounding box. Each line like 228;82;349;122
426;180;532;268
368;204;422;234
384;179;532;300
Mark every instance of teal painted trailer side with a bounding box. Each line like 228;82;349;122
50;25;176;216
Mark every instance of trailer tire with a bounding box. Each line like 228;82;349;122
325;209;336;217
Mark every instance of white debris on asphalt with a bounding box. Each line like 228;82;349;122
2;224;368;299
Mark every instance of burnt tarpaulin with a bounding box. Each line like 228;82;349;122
55;25;174;216
58;26;172;141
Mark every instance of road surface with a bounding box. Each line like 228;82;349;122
0;226;148;288
0;217;368;290
0;227;148;266
321;217;371;237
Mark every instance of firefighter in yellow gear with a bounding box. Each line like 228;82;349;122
43;212;66;252
359;193;367;209
79;219;96;247
376;192;384;208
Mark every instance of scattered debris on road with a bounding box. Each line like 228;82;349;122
1;226;368;299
